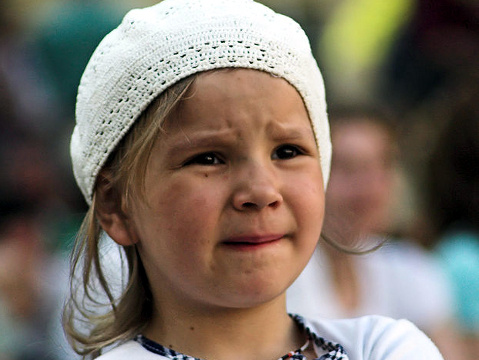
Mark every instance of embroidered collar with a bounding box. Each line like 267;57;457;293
135;314;348;360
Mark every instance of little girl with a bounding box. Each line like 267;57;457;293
65;1;444;359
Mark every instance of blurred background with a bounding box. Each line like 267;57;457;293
0;0;477;359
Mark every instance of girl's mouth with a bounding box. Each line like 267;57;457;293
222;234;284;250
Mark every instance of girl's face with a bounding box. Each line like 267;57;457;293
126;69;324;313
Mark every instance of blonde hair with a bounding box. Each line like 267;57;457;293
63;75;197;359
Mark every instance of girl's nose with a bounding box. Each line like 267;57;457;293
232;164;283;211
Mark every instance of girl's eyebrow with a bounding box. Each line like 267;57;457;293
163;124;315;154
270;127;315;141
163;130;236;153
267;121;317;142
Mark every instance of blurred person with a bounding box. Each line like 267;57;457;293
0;196;70;360
0;138;79;360
0;81;79;359
0;2;84;359
287;107;465;360
425;86;479;360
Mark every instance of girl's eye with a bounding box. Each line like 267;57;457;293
184;152;223;166
272;144;303;160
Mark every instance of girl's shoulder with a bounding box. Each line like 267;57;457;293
305;315;443;360
96;340;166;360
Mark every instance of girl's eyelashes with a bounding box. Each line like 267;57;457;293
183;152;224;166
183;144;306;166
272;144;305;160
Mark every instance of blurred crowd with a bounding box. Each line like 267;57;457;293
0;0;477;359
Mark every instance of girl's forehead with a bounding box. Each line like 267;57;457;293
165;69;309;129
155;70;316;153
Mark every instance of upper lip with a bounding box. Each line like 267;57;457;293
222;234;284;244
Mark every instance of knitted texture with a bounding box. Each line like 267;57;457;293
72;0;330;204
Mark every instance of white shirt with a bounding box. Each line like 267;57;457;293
95;315;443;359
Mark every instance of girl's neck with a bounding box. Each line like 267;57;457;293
326;248;361;315
144;296;307;360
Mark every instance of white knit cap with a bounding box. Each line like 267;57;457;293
72;0;331;204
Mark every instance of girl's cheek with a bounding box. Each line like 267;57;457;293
289;168;323;195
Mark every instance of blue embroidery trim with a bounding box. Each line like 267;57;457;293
135;314;348;360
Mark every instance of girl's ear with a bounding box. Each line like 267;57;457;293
95;171;139;246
